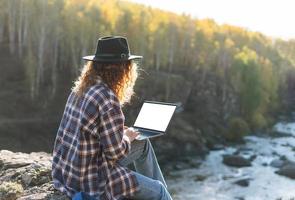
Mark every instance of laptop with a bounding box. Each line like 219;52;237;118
132;101;178;140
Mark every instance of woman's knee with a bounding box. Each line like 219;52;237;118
155;180;171;200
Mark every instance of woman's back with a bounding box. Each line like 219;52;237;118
52;83;108;199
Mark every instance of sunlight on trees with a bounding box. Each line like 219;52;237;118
1;0;295;138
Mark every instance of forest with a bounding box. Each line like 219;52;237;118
1;0;295;158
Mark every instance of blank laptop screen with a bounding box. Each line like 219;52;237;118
134;102;176;132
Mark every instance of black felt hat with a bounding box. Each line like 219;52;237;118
82;36;142;62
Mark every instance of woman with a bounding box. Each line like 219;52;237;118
52;36;172;200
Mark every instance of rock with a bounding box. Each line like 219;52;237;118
234;178;250;187
17;193;48;200
281;143;292;147
21;174;32;187
23;167;51;187
188;159;201;168
270;156;294;169
280;155;288;161
234;197;245;200
209;144;225;151
276;164;295;179
222;154;252;167
272;151;279;156
0;150;69;200
270;159;286;168
239;147;252;152
171;161;193;170
194;174;207;182
233;150;240;155
173;164;182;170
222;175;235;180
262;162;268;167
0;181;23;200
249;154;257;161
16;191;69;200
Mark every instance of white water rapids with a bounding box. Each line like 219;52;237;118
167;122;295;200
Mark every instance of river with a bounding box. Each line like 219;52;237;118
167;122;295;200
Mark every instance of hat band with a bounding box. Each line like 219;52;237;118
94;53;130;60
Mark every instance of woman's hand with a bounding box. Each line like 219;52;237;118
124;127;139;142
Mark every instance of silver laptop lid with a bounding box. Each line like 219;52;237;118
133;101;177;132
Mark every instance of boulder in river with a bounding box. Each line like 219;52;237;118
275;164;295;179
234;178;251;187
194;174;208;182
270;159;286;168
209;144;225;151
222;154;252;167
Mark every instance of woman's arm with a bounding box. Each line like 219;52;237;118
99;103;130;165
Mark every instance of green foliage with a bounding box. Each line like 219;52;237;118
227;117;250;142
229;47;281;130
235;48;261;116
1;0;295;141
250;112;268;130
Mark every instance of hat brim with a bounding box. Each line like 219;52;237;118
82;55;143;62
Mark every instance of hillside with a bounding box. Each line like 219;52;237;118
0;0;295;158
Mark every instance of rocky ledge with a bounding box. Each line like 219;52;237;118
0;150;68;200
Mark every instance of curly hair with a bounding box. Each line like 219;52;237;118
72;60;138;106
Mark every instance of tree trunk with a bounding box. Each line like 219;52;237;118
18;0;24;57
35;1;47;97
165;29;175;101
23;3;29;48
0;1;5;43
36;26;45;96
7;0;17;53
51;37;59;98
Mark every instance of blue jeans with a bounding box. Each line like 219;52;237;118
72;139;172;200
118;139;173;200
72;192;96;200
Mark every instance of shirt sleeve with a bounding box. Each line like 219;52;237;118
99;101;130;165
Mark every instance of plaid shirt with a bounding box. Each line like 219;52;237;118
52;80;139;200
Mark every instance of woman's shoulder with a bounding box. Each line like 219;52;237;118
86;81;120;109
